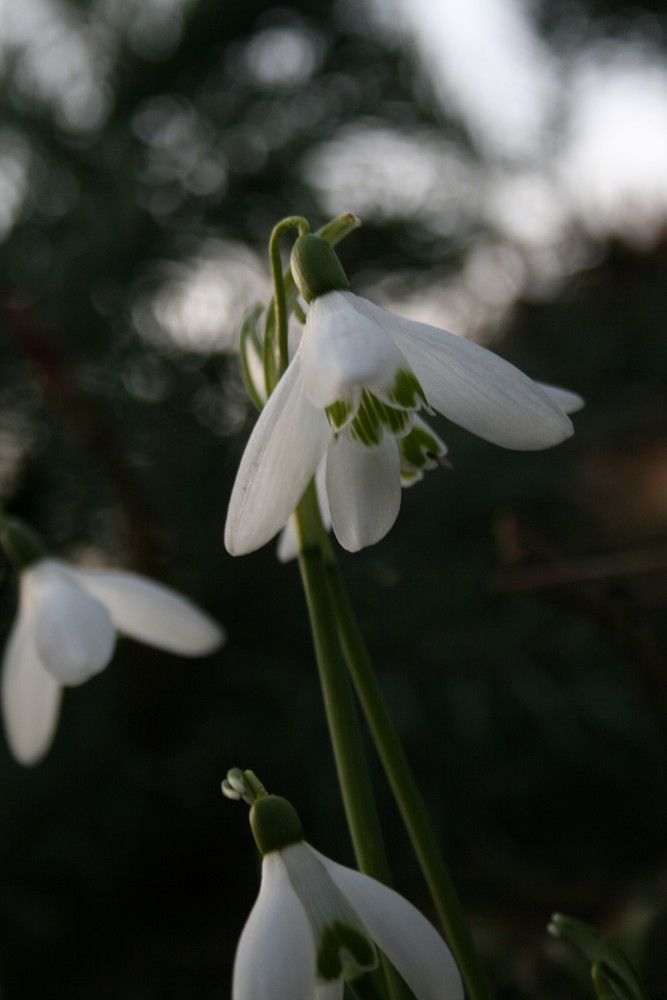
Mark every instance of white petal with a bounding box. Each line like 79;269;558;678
233;852;315;1000
301;292;407;409
535;382;585;414
326;431;401;552
1;609;62;766
314;983;344;1000
70;567;224;656
312;849;464;1000
352;295;574;449
225;353;331;556
276;516;299;564
277;457;332;563
30;562;116;686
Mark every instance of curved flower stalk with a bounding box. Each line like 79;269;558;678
225;771;463;1000
1;554;225;766
225;235;583;556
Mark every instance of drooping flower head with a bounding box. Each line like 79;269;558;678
0;516;225;765
223;768;464;1000
225;234;583;556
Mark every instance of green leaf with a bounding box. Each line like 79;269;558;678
548;913;651;1000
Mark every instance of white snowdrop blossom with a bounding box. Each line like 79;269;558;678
233;796;464;1000
1;557;225;765
225;235;583;556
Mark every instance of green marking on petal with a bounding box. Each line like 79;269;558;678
400;468;424;487
349;392;383;447
399;422;447;472
367;393;413;437
326;398;354;432
386;368;428;410
317;921;377;981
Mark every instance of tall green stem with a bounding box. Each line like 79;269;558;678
294;485;390;877
325;558;494;1000
293;483;409;1000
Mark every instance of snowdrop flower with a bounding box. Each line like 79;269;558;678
0;519;225;765
225;235;583;556
227;774;463;1000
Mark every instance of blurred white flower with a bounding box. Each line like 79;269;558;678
1;558;225;765
233;837;463;1000
225;288;582;555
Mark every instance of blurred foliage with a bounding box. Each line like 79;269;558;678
0;1;666;999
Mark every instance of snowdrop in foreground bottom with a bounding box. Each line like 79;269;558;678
223;769;464;1000
225;234;583;556
0;517;225;765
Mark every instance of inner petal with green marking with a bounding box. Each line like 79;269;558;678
325;365;430;449
398;416;448;485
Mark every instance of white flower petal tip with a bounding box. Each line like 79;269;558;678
232;838;462;1000
536;382;586;415
1;615;62;766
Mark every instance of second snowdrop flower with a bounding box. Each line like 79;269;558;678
225;769;463;1000
0;517;225;766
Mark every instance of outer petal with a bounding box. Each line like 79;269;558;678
233;852;315;1000
301;292;408;409
225;353;330;556
326;431;401;553
281;842;377;981
312;848;464;1000
30;562;116;686
352;295;574;449
1;609;63;765
69;566;224;655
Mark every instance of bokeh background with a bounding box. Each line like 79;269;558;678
0;0;666;996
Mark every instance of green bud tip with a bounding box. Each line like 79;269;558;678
290;234;350;304
250;794;304;855
0;516;47;570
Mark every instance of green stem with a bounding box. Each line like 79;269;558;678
294;485;390;877
238;305;265;411
264;216;310;395
325;558;494;1000
293;483;409;1000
